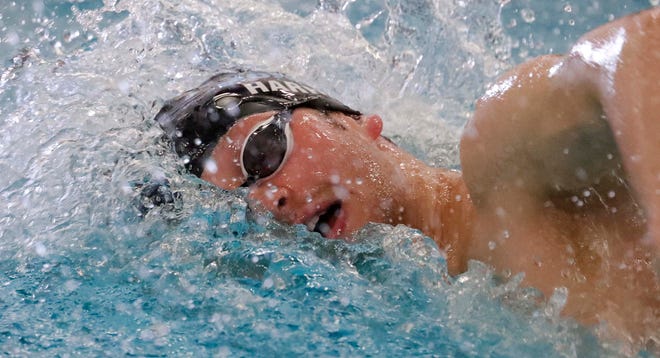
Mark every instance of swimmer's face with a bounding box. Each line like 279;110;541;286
202;108;396;239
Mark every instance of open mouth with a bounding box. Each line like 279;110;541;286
305;201;342;237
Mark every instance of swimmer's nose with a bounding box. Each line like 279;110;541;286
247;183;294;222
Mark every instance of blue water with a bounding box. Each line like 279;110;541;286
0;0;656;356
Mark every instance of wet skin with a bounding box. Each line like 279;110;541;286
201;8;659;350
458;8;660;347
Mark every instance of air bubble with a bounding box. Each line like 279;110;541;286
520;9;536;23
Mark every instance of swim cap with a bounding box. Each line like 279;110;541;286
154;70;361;176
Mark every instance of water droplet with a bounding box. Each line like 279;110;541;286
575;167;588;181
563;4;572;13
520;8;536;23
35;242;48;256
330;174;340;184
534;258;542;267
332;186;349;200
262;278;273;289
488;241;496;250
53;41;64;55
203;159;218;174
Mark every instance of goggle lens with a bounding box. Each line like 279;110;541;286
240;112;292;184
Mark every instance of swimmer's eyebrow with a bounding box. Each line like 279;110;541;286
328;118;348;130
315;111;348;130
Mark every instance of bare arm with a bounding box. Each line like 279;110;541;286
460;8;660;248
583;8;660;248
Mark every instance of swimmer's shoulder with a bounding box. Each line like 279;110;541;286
459;52;598;204
574;6;659;46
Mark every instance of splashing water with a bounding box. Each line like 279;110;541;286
0;0;653;356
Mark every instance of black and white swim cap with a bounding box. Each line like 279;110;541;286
154;70;361;176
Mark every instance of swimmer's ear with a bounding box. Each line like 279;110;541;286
359;114;383;141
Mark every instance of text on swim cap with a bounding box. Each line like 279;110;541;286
242;80;321;96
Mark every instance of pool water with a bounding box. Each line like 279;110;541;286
0;0;655;356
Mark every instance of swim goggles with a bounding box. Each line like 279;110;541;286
212;93;294;186
239;110;293;186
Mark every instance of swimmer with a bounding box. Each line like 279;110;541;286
155;8;659;349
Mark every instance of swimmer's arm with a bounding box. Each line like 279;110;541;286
584;8;660;248
461;8;660;247
459;54;606;205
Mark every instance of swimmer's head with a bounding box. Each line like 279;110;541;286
154;70;361;177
